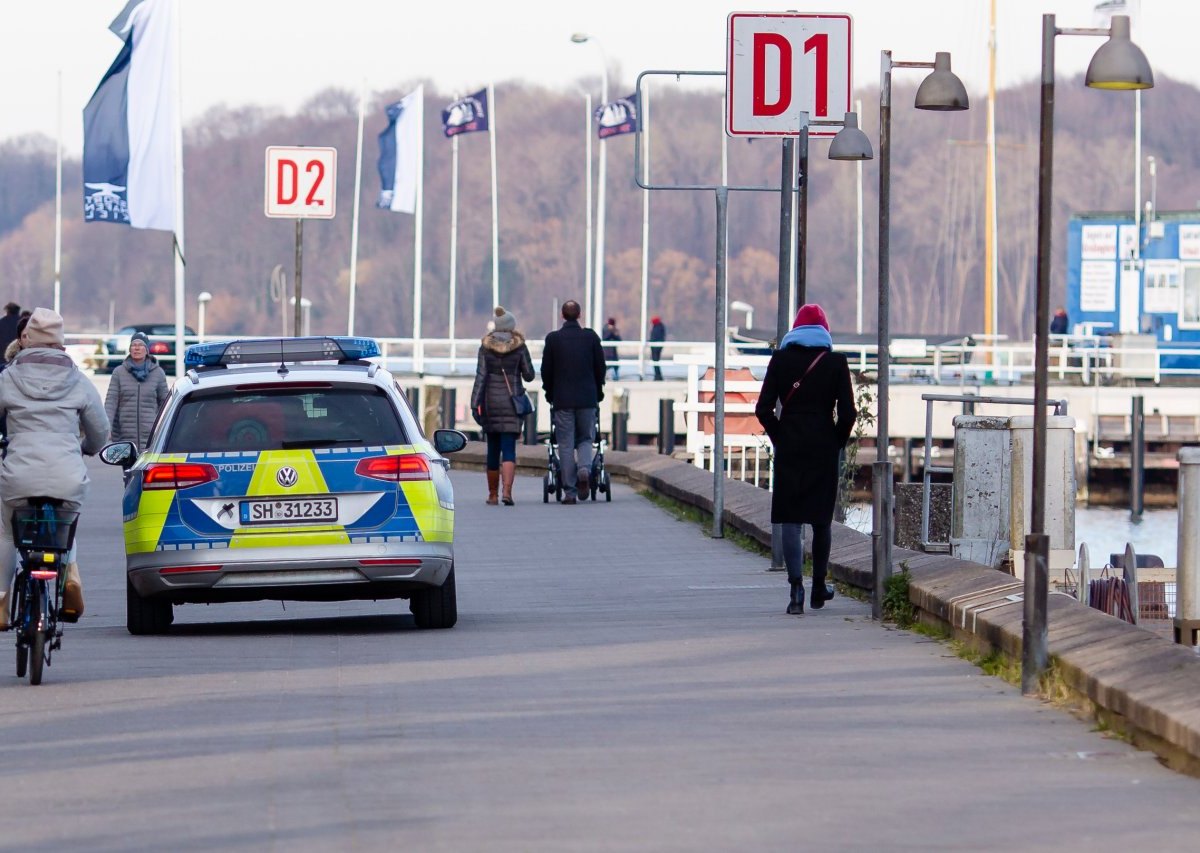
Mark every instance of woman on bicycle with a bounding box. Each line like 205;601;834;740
0;308;108;628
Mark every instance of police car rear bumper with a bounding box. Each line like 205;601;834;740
128;542;453;602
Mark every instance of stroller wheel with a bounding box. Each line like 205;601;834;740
542;473;550;503
603;470;612;502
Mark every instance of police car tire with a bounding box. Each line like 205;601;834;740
410;566;457;629
126;577;173;635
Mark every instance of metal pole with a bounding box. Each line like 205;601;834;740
658;398;675;455
713;187;729;539
1023;14;1056;696
347;77;365;336
523;391;539;445
855;97;864;335
874;52;895;616
440;387;456;430
795;121;809;308
1176;447;1200;645
294;219;304;337
449;134;459;368
1123;542;1139;624
1130;395;1145;520
582;93;593;328
595;71;609;327
774;137;795;571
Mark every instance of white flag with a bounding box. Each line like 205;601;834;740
376;87;424;215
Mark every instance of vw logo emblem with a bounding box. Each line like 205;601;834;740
276;466;299;488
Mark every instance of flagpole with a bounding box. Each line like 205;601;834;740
580;91;593;329
595;70;608;329
413;86;425;373
347;77;366;335
449;133;459;371
856;96;864;335
172;0;185;377
638;82;651;380
54;70;63;316
488;82;499;308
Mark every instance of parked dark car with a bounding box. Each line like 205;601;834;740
92;324;198;373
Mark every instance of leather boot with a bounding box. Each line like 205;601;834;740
786;582;804;615
62;562;85;622
500;461;516;506
486;470;500;505
0;592;9;630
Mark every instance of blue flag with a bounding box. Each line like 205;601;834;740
377;87;424;214
442;89;490;138
595;93;639;139
82;0;178;231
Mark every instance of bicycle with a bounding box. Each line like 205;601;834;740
7;499;78;686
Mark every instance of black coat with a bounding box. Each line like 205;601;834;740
0;312;20;359
541;320;606;409
470;332;535;434
755;346;857;525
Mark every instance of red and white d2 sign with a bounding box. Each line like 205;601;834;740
265;146;337;219
726;12;852;137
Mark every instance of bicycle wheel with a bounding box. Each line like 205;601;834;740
28;591;44;685
14;581;27;678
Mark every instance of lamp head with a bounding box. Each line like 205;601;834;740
1086;16;1153;90
915;52;970;111
197;291;213;303
828;112;874;161
570;33;591;44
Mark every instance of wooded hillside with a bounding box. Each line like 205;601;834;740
2;75;1197;343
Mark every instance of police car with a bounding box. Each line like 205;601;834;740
100;336;466;634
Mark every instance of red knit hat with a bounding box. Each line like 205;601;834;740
793;303;829;330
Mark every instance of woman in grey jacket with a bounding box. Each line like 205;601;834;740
105;331;170;449
0;308;109;626
470;306;535;505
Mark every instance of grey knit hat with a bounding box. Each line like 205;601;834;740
493;305;516;332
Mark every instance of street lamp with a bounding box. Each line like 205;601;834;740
874;50;969;621
196;291;212;343
572;85;594;329
1023;13;1151;693
571;32;608;328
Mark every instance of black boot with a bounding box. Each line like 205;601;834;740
786;582;804;615
811;578;836;609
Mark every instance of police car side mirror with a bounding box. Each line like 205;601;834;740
100;440;138;470
433;429;467;455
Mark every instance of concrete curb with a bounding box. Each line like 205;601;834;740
454;440;1200;774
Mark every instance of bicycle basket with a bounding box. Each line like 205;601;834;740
11;506;79;552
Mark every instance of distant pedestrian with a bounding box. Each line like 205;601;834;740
104;331;170;450
470;306;535;506
1050;306;1069;335
602;317;622;380
541;300;606;504
755;303;856;615
649;315;666;381
0;302;21;360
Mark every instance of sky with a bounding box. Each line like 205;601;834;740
0;0;1188;154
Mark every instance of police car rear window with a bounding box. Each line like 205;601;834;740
163;387;407;452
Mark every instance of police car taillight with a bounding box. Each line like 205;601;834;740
143;462;219;490
355;454;430;482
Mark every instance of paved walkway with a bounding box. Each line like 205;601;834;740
2;464;1199;851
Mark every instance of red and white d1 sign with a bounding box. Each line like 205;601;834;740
726;12;852;137
265;146;337;219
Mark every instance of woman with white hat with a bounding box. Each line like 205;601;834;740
0;308;109;626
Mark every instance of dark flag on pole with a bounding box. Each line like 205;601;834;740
594;93;639;139
442;89;490;137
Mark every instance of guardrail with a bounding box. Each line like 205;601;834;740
64;330;1200;386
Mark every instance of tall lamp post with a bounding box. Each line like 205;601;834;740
571;33;608;328
875;51;970;620
573;85;594;329
1023;14;1151;693
196;291;212;343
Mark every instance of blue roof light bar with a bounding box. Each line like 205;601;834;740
184;336;381;368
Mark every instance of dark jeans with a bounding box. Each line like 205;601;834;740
485;432;518;470
781;522;832;588
650;346;663;380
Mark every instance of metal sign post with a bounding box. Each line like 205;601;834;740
265;146;337;337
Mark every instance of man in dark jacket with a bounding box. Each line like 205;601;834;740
649;315;666;381
0;302;21;360
541;300;605;504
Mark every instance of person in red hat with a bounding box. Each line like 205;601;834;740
755;303;857;615
648;315;666;381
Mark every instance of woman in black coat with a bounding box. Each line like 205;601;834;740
470;306;535;505
755;303;857;615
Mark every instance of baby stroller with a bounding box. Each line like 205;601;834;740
543;409;612;503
